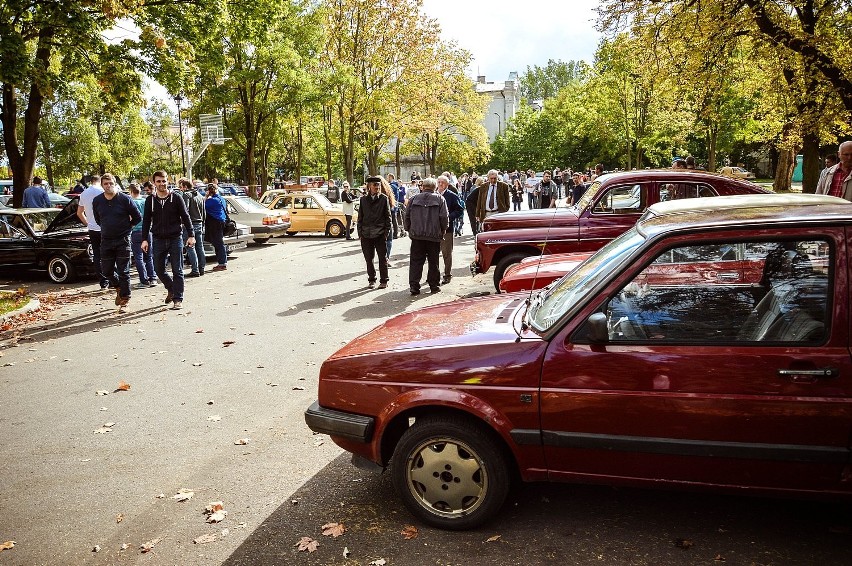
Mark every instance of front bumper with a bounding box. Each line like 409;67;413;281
304;401;374;442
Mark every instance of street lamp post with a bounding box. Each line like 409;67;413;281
174;94;186;178
492;112;502;137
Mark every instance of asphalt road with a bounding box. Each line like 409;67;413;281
1;226;850;566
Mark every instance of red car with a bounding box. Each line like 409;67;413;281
306;194;852;530
471;170;769;290
498;194;843;294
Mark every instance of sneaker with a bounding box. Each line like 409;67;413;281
134;282;148;290
212;264;227;272
165;291;174;304
147;280;157;287
171;300;182;310
430;286;441;294
410;288;420;296
186;272;201;278
378;282;388;289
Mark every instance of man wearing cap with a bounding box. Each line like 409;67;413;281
358;176;392;289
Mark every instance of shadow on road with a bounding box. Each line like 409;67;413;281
224;453;852;566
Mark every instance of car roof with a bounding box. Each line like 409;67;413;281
595;169;759;186
638;194;852;238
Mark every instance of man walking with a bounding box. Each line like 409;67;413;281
476;169;511;222
76;175;111;288
22;177;51;208
437;175;463;285
141;171;195;310
91;174;141;310
816;141;852;201
358;176;392;289
405;177;448;295
538;170;557;209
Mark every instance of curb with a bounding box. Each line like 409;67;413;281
0;297;41;324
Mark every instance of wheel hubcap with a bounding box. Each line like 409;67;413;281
406;438;486;518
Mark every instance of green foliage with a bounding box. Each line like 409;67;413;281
520;59;588;100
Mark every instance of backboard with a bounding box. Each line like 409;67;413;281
199;114;227;144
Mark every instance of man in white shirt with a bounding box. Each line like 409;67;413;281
76;175;110;288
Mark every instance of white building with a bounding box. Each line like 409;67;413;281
477;72;521;142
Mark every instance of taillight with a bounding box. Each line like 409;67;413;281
263;216;282;225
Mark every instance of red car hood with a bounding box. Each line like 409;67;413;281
331;294;533;358
499;251;593;293
482;207;577;231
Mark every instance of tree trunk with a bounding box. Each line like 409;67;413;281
707;124;718;172
395;136;401;179
800;130;820;194
41;134;55;189
322;105;333;181
774;148;796;192
296;114;304;182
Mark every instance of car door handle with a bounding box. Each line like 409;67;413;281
717;272;739;280
777;368;838;383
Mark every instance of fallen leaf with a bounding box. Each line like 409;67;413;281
120;543;129;550
115;380;131;391
222;341;235;347
192;362;203;367
205;502;224;513
208;415;221;422
93;426;112;434
401;525;418;540
234;438;250;445
92;545;101;553
221;528;229;537
155;493;165;499
343;546;350;558
243;370;251;374
714;554;727;562
195;329;204;333
0;541;13;551
292;386;305;391
322;522;345;538
103;422;115;427
313;440;324;447
675;538;694;549
96;390;109;396
295;537;318;553
173;489;194;502
193;534;216;544
115;514;123;523
205;501;227;523
139;538;161;553
485;534;501;543
207;510;227;523
207;400;214;405
370;559;386;566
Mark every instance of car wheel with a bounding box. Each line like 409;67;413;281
285;231;298;236
253;237;271;244
326;220;345;238
493;252;536;291
47;255;76;283
391;415;510;530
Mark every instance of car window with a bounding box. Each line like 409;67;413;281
298;197;319;209
593;184;644;214
233;196;272;213
658;183;717;202
603;239;830;344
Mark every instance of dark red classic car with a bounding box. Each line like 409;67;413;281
306;194;852;530
472;170;769;289
498;194;843;294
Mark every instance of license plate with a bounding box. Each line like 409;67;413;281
227;241;248;252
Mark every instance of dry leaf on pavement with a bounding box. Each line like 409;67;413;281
193;534;216;544
0;541;14;551
322;522;345;538
675;538;694;549
485;534;501;543
92;545;100;552
139;538;161;553
115;380;131;391
96;390;109;396
343;547;350;558
205;501;227;523
234;438;250;445
195;329;204;333
370;559;387;566
222;341;235;347
207;415;221;422
714;554;726;562
295;536;318;553
401;525;418;540
172;489;194;502
115;514;123;523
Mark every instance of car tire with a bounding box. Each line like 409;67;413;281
391;414;510;530
326;220;345;238
47;255;76;284
285;231;298;236
493;252;536;291
253;237;271;244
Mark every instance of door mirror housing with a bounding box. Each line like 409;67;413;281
586;312;609;343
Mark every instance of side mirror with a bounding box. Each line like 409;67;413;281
586;312;609;343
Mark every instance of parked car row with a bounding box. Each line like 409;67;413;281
306;192;852;531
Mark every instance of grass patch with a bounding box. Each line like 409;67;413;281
0;288;29;316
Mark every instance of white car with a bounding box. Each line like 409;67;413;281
719;166;756;180
222;195;291;244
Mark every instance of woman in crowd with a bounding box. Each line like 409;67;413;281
340;181;356;240
511;178;524;211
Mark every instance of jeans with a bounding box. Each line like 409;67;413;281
89;230;109;287
513;200;522;211
360;234;388;283
527;192;536;209
100;235;131;298
153;236;185;301
131;231;155;284
184;222;206;273
386;230;393;259
344;215;353;239
206;218;227;266
409;238;440;291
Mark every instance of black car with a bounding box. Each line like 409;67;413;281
0;199;95;283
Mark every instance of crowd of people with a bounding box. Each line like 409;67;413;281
74;172;234;311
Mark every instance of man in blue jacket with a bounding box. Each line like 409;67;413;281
22;177;51;208
91;173;142;309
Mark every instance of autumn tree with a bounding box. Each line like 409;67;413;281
520;59;587;101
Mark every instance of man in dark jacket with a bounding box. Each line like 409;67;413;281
91;173;142;309
358;176;392;289
405;177;448;295
465;183;481;236
141;170;195;310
